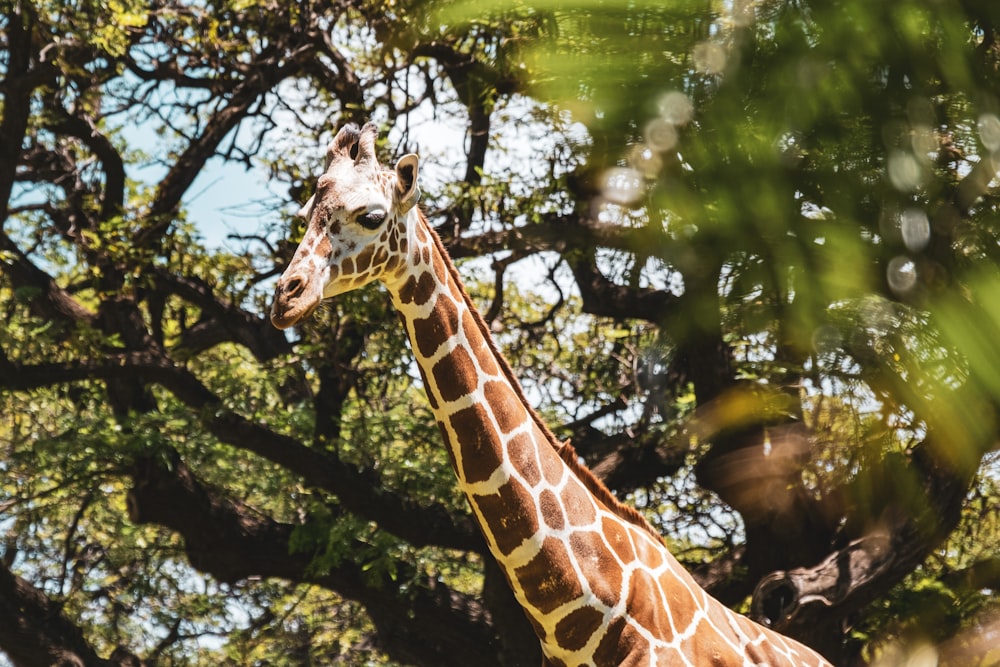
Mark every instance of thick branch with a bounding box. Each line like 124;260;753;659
442;213;658;260
45;112;126;222
0;559;143;667
569;252;680;323
751;531;894;631
0;349;482;551
127;451;499;667
203;410;483;553
0;4;55;227
748;428;985;660
151;267;291;361
588;438;688;496
0;231;98;326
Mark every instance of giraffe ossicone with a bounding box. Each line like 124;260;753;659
271;122;833;667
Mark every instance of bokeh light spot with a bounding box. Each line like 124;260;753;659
657;91;694;126
900;208;930;251
627;143;663;177
910;124;937;159
887;256;918;293
644;117;679;152
887;150;924;192
977;113;1000;152
693;41;727;75
601;167;644;205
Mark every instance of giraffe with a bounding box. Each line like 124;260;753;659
270;122;834;667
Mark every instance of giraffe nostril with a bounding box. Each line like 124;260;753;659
284;275;305;298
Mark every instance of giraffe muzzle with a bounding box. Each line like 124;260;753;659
270;272;320;329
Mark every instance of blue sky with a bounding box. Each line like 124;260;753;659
180;157;277;249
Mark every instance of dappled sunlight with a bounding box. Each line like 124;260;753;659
867;610;1000;666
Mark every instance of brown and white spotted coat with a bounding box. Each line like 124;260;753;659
271;122;833;667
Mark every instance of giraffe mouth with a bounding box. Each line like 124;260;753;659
270;297;319;330
270;276;322;330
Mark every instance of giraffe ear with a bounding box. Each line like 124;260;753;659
394;154;420;212
296;194;316;219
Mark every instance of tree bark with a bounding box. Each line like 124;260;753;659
126;449;502;667
0;560;143;667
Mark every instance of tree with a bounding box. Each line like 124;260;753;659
2;0;1000;665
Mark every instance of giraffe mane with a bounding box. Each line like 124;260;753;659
421;210;665;543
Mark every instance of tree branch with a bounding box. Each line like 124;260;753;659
139;42;318;243
568;250;679;323
0;558;144;667
151;267;291;361
45;111;126;222
0;231;98;327
127;451;499;667
0;3;55;228
749;427;986;657
203;410;483;553
0;348;483;552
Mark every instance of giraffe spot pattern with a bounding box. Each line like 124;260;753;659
449;403;504;484
434;250;449;285
554;605;606;652
412;292;458;358
315;234;332;259
355;245;374;273
679;626;729;666
538;489;564;531
569;531;622;609
628;568;673;641
559;476;597;527
462;310;499;375
483;380;529;434
515;536;583;615
472;479;538;556
414;362;438;410
593;616;637;666
633;526;666;570
601;516;636;564
662;567;701;637
539;445;565;487
399;271;437;307
432;345;478;403
436;420;457;469
447;271;465;302
506;432;541;487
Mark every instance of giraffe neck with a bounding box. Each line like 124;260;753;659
384;212;831;667
387;214;629;646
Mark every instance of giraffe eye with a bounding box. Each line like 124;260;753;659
356;210;386;230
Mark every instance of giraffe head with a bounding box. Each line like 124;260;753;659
270;122;420;329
